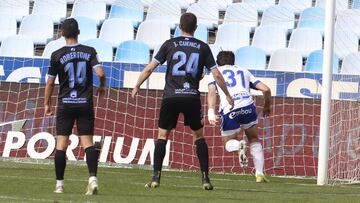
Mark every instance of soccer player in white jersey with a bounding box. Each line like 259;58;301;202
207;51;271;182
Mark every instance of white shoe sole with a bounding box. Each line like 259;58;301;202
85;182;98;195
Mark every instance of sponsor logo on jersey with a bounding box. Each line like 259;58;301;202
229;108;252;119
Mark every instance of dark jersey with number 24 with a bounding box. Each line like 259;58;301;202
48;44;100;107
154;36;216;99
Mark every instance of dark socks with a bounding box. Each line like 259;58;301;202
195;138;209;179
55;150;66;180
85;146;98;177
153;139;167;180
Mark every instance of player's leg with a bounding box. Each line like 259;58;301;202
54;108;74;193
146;98;178;188
77;107;99;195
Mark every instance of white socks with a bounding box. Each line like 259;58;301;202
56;180;64;187
225;139;240;152
250;142;264;176
89;176;97;183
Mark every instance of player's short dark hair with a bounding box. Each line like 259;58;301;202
217;51;235;66
61;18;80;38
179;13;197;34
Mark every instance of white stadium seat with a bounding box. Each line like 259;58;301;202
99;18;134;48
260;5;295;31
0;0;29;21
19;14;54;45
198;0;233;11
278;0;313;14
214;23;250;52
42;37;66;58
71;0;107;25
136;20;171;50
0;14;17;42
0;35;34;57
334;29;359;59
252;25;287;55
336;10;360;38
146;0;181;29
223;3;258;30
141;0;157;7
73;16;98;43
316;0;349;12
268;48;303;72
186;2;218;29
32;0;67;24
341;52;360;75
242;0;275;12
288;28;323;57
174;0;196;9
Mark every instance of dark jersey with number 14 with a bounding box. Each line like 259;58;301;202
48;44;100;107
154;36;216;99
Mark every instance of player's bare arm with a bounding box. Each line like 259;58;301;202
210;68;234;108
131;60;159;98
207;84;217;125
94;65;106;96
44;76;56;116
255;82;271;117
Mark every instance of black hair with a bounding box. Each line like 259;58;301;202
216;51;235;66
61;18;80;39
179;12;197;34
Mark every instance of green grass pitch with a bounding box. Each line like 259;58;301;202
0;159;359;203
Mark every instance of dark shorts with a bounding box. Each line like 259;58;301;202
158;97;203;131
56;105;94;136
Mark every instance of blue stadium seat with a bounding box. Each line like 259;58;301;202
115;40;150;64
109;1;144;28
304;50;339;73
73;17;98;43
83;39;113;62
174;24;208;43
234;46;267;70
298;7;325;34
353;0;360;9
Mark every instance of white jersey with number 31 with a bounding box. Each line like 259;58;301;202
208;65;260;114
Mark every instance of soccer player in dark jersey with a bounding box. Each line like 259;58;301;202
44;18;106;195
131;13;234;190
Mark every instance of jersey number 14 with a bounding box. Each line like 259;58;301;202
64;61;87;88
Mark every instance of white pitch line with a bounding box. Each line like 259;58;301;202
0;195;58;202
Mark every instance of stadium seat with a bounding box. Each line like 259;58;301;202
353;0;360;9
186;2;218;29
99;18;134;48
19;14;54;45
84;39;113;62
73;17;98;43
71;0;106;25
109;0;144;28
298;7;325;34
174;0;196;9
334;29;359;59
198;0;233;11
0;0;29;21
251;26;287;55
315;0;349;12
278;0;313;14
288;28;323;57
209;44;221;60
174;24;208;43
42;37;66;58
141;0;157;7
145;0;181;29
341;52;360;75
32;0;67;24
336;10;360;38
268;48;303;72
214;23;250;51
260;5;295;32
0;14;17;42
304;50;339;73
0;35;34;57
234;46;267;70
136;20;170;50
115;40;150;64
223;3;258;30
242;0;275;13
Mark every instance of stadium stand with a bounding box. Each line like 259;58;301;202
115;40;150;64
108;0;144;28
198;0;233;11
32;0;67;24
141;0;157;7
0;13;17;42
71;0;107;25
278;0;313;14
84;38;114;62
145;0;181;29
0;0;29;21
304;50;339;73
214;23;250;51
99;18;134;48
19;14;53;45
0;35;34;57
73;16;98;43
223;3;258;30
260;5;295;32
352;0;360;9
268;48;303;72
174;24;208;43
186;2;218;29
298;7;325;34
341;52;360;74
315;0;349;12
242;0;275;13
288;28;323;57
234;46;267;70
136;20;170;50
334;29;359;59
336;10;360;38
42;37;66;58
251;25;287;55
174;0;196;9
